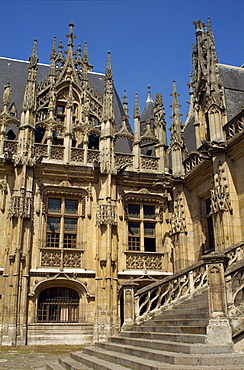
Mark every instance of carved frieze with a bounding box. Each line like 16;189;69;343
96;202;117;226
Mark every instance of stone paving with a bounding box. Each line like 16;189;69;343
0;345;83;370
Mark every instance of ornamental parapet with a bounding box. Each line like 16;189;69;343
183;151;210;174
223;109;244;141
115;153;134;170
141;155;159;171
40;248;84;268
125;251;164;270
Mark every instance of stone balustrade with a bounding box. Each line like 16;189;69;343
223;110;244;141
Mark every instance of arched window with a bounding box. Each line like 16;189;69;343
6;129;16;140
38;287;79;322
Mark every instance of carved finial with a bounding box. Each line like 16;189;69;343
2;81;12;107
123;90;129;117
170;81;183;145
77;44;82;59
105;51;113;80
146;84;153;103
83;42;88;63
51;36;57;59
66;21;76;47
192;19;205;32
58;40;64;58
155;93;163;108
29;39;38;68
133;92;140;119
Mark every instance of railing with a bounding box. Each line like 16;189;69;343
34;143;48;157
3;140;18;155
115;153;134;170
135;261;207;324
122;241;244;330
50;145;64;160
183;151;210;174
223;110;244;141
71;147;84;163
87;149;99;163
141;155;159;171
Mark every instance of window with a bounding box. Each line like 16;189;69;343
128;204;156;252
56;104;66;123
38;287;79;322
46;198;78;249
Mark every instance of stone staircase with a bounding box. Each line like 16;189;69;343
45;289;244;370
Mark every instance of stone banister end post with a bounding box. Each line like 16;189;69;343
121;281;139;331
202;252;233;346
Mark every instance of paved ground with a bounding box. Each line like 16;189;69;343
0;345;84;370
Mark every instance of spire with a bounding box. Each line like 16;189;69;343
146;84;153;103
133;93;140;119
22;39;38;114
83;42;88;64
170;81;183;145
49;36;57;79
105;51;113;81
66;21;76;49
29;39;38;69
122;90;129;117
102;51;114;122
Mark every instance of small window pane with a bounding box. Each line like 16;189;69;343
144;223;155;236
48;199;61;213
47;217;60;232
65;200;78;214
128;205;140;218
57;105;65;115
64;234;76;248
64;218;77;232
143;205;155;219
128;222;140;236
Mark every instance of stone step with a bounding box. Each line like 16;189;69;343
121;330;207;344
59;356;104;369
108;335;232;354
71;349;161;370
46;361;68;370
82;344;244;368
143;318;209;327
155;311;209;320
134;324;207;334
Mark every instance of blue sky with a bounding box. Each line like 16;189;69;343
1;0;244;137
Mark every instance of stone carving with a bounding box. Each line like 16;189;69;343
3;140;18;155
41;249;83;268
224;111;244;141
141;156;159;171
0;180;7;212
96;202;117;226
50;146;64;160
8;194;32;219
115;153;133;170
125;252;163;270
87;149;99;163
184;152;205;174
170;193;186;234
134;262;207;324
71;148;84;162
41;249;61;267
2;82;12;107
34;144;48;157
211;166;232;214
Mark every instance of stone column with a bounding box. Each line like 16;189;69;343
121;281;139;331
202;253;233;345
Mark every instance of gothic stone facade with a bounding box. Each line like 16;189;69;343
0;20;243;346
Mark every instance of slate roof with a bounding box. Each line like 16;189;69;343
218;64;244;120
0;57;132;153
